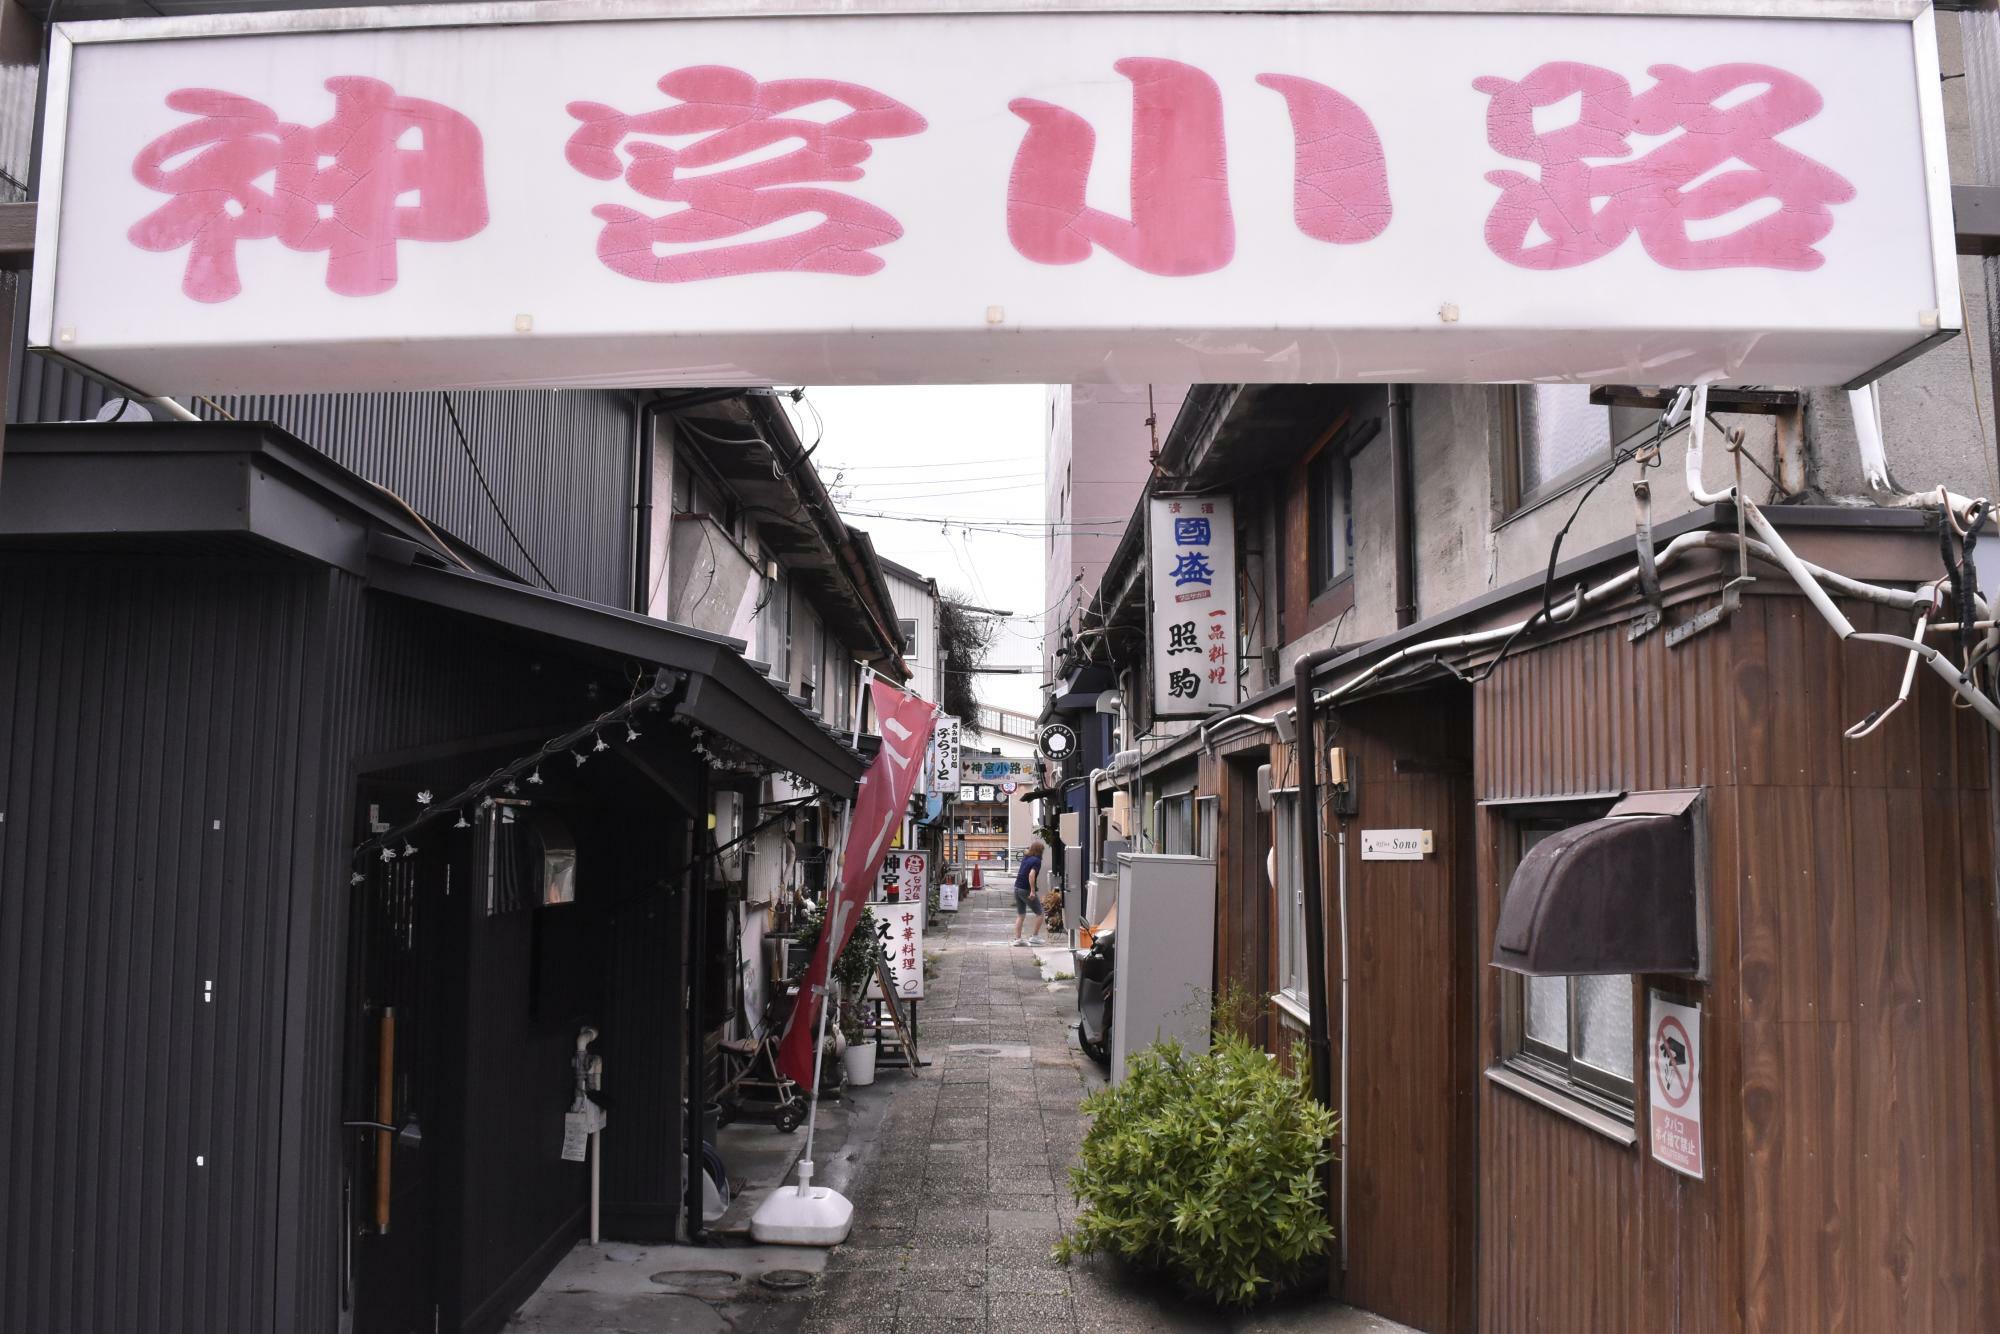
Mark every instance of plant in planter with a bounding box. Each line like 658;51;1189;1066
795;901;889;1059
1053;1032;1337;1306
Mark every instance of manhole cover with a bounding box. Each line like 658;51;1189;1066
758;1268;817;1292
648;1268;740;1293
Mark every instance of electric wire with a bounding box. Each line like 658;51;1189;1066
441;391;557;591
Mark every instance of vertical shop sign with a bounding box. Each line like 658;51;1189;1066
933;715;962;791
882;851;928;903
870;905;926;1000
1648;991;1704;1178
1150;495;1237;717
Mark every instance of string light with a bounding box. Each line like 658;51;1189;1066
347;668;679;871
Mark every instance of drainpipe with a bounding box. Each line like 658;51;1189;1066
1292;643;1342;1246
1388;384;1417;630
686;766;713;1242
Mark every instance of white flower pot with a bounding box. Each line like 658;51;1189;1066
842;1039;879;1087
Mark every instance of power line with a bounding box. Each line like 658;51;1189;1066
440;391;556;591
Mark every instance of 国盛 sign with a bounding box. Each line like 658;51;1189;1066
30;2;1955;393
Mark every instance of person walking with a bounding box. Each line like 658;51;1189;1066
1011;839;1046;946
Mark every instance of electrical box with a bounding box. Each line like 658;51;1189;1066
1110;853;1217;1085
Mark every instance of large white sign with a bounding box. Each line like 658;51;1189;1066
31;3;1955;392
1150;494;1238;717
1648;990;1704;1179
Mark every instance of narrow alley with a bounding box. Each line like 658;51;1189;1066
795;889;1407;1334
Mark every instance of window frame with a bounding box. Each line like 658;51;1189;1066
1498;385;1657;519
1155;790;1196;855
899;616;919;656
1495;805;1639;1122
1195;794;1219;861
1270;788;1309;1010
1307;443;1354;598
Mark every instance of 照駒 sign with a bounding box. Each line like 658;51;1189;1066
1151;495;1238;717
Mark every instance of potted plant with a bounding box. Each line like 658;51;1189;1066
796;903;888;1087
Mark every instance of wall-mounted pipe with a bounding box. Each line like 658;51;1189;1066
1388;384;1417;629
1291;642;1341;1248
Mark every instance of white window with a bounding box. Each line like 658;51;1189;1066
1501;385;1656;514
1505;820;1637;1111
1271;789;1310;1008
899;616;918;654
1157;791;1195;855
1196;795;1219;861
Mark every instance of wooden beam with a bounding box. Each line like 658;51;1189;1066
1590;386;1801;415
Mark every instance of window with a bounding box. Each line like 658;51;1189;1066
1307;447;1352;596
899;616;918;655
1156;791;1195;855
1271;789;1310;1008
1503;819;1638;1114
1196;794;1219;860
1501;385;1655;514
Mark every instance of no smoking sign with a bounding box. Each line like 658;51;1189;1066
1648;992;1704;1179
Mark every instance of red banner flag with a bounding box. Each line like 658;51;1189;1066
776;680;939;1087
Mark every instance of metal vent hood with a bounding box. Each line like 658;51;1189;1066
1492;790;1706;978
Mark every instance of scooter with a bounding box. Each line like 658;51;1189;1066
1075;929;1115;1068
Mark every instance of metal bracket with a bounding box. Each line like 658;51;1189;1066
1629;480;1664;642
1665;584;1743;649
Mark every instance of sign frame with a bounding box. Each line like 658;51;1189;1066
29;1;1959;396
1647;989;1705;1179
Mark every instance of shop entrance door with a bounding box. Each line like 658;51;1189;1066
345;839;460;1334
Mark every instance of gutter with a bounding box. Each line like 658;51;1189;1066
744;392;910;678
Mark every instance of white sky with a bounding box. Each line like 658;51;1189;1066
793;385;1049;716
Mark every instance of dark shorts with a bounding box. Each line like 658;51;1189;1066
1014;888;1038;914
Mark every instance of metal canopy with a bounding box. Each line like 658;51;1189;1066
1492;790;1704;977
366;556;865;795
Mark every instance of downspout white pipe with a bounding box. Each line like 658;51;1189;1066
1849;383;1902;497
1335;822;1350;1275
1312;529;2000;729
148;396;201;422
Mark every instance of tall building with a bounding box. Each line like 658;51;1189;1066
1042;383;1187;690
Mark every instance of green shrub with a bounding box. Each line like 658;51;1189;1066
1053;1033;1337;1305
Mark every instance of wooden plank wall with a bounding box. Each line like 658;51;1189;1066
1331;690;1479;1334
1472;591;2000;1334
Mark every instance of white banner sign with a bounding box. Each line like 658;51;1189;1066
877;851;929;904
1648;991;1704;1179
31;5;1954;392
1150;494;1238;717
872;901;925;1000
933;716;962;792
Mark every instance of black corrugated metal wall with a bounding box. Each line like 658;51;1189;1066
4;356;642;610
0;552;323;1334
199;391;638;607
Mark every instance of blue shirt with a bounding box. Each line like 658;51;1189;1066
1014;855;1042;891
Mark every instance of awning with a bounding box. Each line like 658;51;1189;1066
1491;790;1704;977
367;545;864;796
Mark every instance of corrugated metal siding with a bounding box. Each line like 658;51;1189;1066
200;391;636;607
0;551;321;1334
4;349;637;608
